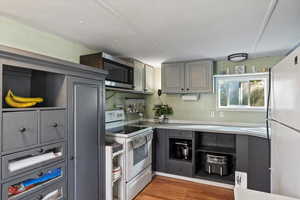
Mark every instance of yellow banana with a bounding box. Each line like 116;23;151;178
9;89;44;103
5;90;38;108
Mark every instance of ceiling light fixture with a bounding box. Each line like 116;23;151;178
228;53;248;62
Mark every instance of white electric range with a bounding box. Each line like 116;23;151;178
105;110;153;200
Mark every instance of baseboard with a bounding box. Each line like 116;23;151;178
154;171;234;190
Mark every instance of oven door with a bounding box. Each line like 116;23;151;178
104;59;134;89
126;132;153;182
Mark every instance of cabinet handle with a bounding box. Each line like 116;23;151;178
186;88;190;91
70;156;75;161
181;88;184;91
38;195;44;200
38;172;44;177
19;127;26;133
52;122;58;128
38;148;44;153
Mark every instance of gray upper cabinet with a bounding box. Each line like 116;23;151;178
161;62;185;93
162;60;213;93
185;61;213;93
134;60;145;92
144;64;155;93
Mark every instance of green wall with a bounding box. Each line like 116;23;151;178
145;56;283;124
0;16;96;63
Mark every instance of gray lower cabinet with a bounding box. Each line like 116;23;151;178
2;162;65;200
154;129;167;172
2;111;38;152
248;136;270;192
40;109;66;144
19;180;66;200
67;77;105;200
236;135;270;192
166;159;193;177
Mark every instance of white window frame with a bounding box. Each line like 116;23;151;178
215;73;269;112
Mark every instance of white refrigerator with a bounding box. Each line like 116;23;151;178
270;46;300;199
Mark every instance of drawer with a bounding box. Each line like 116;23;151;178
2;142;65;179
3;111;38;152
19;180;65;200
40;110;66;144
167;130;193;139
166;159;193;177
2;162;65;200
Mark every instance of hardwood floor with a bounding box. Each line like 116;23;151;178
134;176;234;200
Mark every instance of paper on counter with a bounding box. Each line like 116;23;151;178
9;152;62;172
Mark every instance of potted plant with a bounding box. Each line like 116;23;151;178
153;104;173;123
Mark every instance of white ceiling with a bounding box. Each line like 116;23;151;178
0;0;299;67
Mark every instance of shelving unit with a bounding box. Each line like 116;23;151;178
2;65;67;109
0;45;107;200
194;132;236;185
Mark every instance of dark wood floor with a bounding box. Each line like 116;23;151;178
134;176;234;200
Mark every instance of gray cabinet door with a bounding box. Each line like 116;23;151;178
144;64;155;93
155;129;167;172
67;77;105;200
236;135;270;193
134;60;145;92
40;109;66;144
162;63;185;93
185;60;213;93
2;111;38;152
248;136;270;192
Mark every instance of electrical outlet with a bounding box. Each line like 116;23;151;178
235;171;247;189
219;111;224;118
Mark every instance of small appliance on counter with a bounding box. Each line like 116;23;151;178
205;154;229;176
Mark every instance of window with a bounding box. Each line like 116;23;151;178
216;74;268;111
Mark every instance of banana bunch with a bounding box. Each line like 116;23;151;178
5;89;44;108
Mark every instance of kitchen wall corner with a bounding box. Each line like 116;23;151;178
145;56;283;124
0;16;96;63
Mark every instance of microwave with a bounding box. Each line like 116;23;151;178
80;52;134;89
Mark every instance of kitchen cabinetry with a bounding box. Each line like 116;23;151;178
134;60;145;92
236;135;270;192
161;62;185;93
68;77;105;200
166;130;193;177
144;64;155;93
133;60;155;93
185;61;213;93
162;60;213;93
0;45;107;200
153;129;167;172
152;127;269;191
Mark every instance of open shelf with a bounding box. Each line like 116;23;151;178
194;170;235;185
2;65;67;109
169;158;192;163
196;146;236;156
